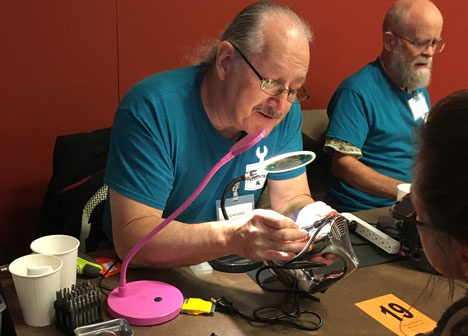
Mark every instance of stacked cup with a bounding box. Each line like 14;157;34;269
8;235;80;327
397;183;411;201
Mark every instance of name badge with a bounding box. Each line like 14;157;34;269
216;194;255;221
408;92;429;121
244;162;268;190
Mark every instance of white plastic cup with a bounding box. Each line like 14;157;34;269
397;183;411;201
8;254;62;326
30;235;80;290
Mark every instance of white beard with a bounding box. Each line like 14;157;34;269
390;50;432;91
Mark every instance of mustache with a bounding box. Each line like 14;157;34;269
414;57;433;68
253;104;281;119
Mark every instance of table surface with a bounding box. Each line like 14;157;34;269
2;208;466;336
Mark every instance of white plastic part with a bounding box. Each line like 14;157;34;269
190;262;213;276
341;212;401;254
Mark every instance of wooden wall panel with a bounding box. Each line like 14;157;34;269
117;0;468;108
0;1;118;258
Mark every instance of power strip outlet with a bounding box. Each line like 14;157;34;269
341;212;401;254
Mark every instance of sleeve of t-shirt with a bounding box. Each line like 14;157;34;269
325;88;370;149
104;105;174;211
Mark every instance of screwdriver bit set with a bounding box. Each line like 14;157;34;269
54;281;103;335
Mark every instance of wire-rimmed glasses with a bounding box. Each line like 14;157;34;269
390;31;446;54
230;42;309;104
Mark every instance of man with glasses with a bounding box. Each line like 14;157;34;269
102;1;336;269
324;0;444;212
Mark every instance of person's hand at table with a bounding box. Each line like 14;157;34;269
228;202;339;264
293;201;339;265
229;209;311;262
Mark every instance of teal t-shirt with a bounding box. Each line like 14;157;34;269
326;59;429;212
102;66;304;241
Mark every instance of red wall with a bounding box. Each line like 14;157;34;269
1;0;467;259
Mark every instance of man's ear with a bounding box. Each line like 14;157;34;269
383;32;395;51
215;41;235;81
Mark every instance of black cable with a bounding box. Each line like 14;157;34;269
98;258;120;297
214;217;336;331
214;174;264;273
215;278;323;331
254;262;324;294
251;291;323;331
221;174;245;220
284;216;333;265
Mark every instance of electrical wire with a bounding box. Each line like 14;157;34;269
217;173;264;272
220;175;246;220
214;217;337;331
215;289;323;331
284;216;333;265
98;258;120;297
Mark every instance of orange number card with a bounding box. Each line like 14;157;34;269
355;294;436;336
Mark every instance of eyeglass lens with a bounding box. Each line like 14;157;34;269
261;80;308;103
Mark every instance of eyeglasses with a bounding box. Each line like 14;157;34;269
390;31;446;54
230;43;310;104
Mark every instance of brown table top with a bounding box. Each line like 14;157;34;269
2;208;466;336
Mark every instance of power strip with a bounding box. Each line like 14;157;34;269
341;212;401;254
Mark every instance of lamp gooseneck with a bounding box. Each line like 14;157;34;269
107;129;265;325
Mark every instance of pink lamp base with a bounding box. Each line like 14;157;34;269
107;280;184;326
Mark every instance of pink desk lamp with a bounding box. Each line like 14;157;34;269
107;129;266;325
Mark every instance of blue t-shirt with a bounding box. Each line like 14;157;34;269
326;59;429;212
102;65;304;241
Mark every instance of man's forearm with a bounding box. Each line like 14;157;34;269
332;153;404;200
267;174;314;217
114;216;234;268
110;188;312;269
273;194;314;218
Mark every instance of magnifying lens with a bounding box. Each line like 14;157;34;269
261;151;315;173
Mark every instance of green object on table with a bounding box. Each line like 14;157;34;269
77;252;103;277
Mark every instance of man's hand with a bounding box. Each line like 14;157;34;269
293;202;339;265
230;209;310;261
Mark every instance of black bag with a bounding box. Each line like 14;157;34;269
37;127;111;252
